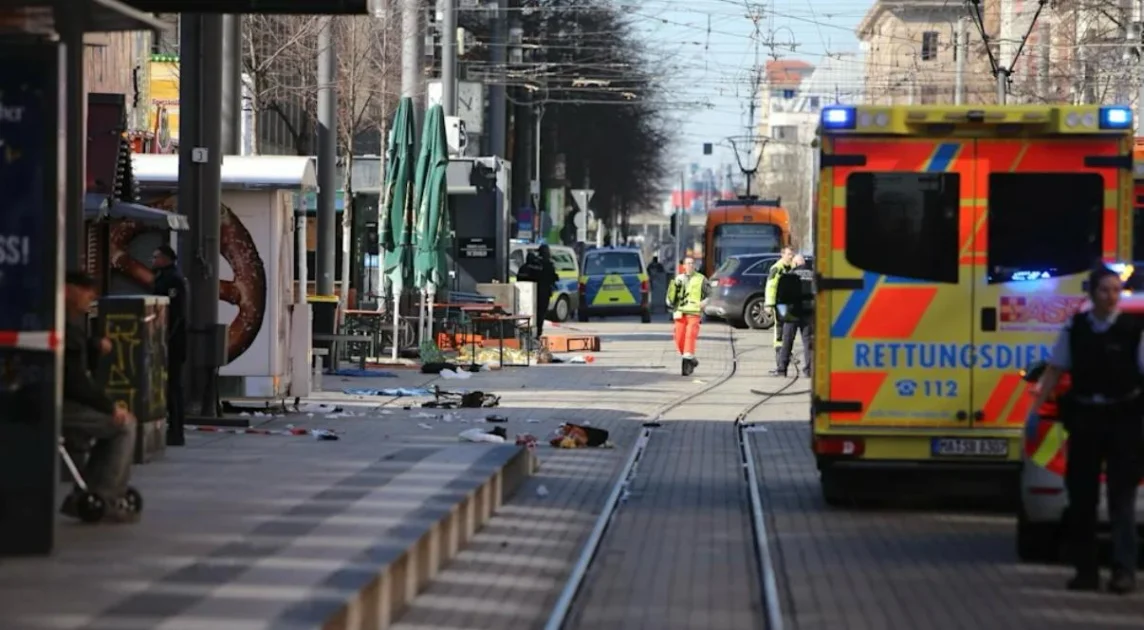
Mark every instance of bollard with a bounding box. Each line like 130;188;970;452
312;348;328;392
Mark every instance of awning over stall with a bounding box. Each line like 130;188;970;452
9;1;166;33
84;193;190;231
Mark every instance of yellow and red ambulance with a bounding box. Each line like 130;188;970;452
1134;139;1144;261
812;104;1136;505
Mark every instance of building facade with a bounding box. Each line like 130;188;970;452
857;0;997;105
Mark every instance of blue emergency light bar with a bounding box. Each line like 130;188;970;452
1099;106;1133;129
821;106;856;130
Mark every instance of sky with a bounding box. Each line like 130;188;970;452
625;0;871;173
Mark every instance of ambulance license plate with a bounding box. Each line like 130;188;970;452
931;438;1008;457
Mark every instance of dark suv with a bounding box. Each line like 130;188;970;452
704;253;814;329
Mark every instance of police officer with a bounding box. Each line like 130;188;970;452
770;254;813;378
517;245;558;338
764;247;796;361
1032;265;1144;594
152;245;189;447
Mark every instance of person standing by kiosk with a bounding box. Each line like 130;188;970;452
152;245;189;447
1031;266;1144;594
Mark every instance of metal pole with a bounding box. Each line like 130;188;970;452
489;0;507;158
998;0;1011;105
1138;0;1144;133
220;14;242;155
401;0;425;123
180;15;225;418
316;17;338;297
954;18;966;105
804;145;816;250
441;0;457;116
534;105;543;241
62;13;85;271
675;171;684;269
397;0;423;360
908;71;916;105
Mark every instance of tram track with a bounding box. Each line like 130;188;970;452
542;326;796;630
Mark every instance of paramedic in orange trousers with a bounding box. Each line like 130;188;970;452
1032;266;1144;594
667;256;709;376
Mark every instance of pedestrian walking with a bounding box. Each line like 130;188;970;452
667;256;709;376
764;247;796;362
769;254;813;378
151;245;189;447
1031;265;1144;594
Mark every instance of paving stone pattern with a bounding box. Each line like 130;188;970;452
750;421;1144;630
558;327;768;630
0;318;714;630
390;319;757;630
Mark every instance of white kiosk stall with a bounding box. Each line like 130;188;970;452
131;155;317;398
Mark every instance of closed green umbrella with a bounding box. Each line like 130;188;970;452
412;105;452;345
379;97;416;359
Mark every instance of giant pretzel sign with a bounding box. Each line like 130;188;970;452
109;195;268;362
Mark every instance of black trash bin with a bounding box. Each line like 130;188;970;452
93;294;170;464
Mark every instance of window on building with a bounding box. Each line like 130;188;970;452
845;172;960;283
920;85;939;104
987;173;1104;283
809;96;821;110
921;31;939;61
772;125;798;141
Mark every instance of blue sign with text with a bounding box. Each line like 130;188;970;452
0;46;52;332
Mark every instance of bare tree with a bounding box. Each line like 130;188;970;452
241;15;320;154
334;14;401;303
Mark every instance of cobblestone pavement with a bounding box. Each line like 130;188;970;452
0;317;736;630
563;326;770;630
748;415;1144;630
390;318;766;630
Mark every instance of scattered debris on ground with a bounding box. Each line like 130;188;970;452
420;387;500;409
325;368;397;378
185;425;340;440
343;387;434;397
459;427;508;443
549;423;611;448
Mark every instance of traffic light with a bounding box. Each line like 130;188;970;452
122;0;383;13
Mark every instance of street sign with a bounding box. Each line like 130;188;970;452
570;189;594;214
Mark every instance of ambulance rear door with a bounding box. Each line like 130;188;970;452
818;137;972;429
970;137;1128;437
1134;153;1144;261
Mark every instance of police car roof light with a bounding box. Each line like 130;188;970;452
1099;106;1133;129
821;106;856;130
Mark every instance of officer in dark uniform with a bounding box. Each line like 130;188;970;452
152;245;189;447
770;254;813;378
517;245;558;338
1032;265;1144;594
